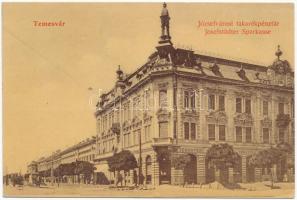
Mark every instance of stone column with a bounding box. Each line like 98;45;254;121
255;167;262;182
130;169;134;186
197;154;206;184
241;155;247;183
228;167;234;183
152;153;159;186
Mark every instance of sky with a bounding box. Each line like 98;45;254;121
3;3;294;174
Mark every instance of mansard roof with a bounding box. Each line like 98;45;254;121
95;45;293;115
95;4;293;115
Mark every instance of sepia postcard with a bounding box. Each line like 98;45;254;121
3;2;295;198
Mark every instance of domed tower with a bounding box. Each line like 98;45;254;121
267;45;293;87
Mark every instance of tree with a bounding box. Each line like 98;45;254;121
107;150;138;186
248;143;292;188
205;143;240;183
74;161;96;183
11;175;24;186
107;150;138;172
206;143;240;169
172;154;192;186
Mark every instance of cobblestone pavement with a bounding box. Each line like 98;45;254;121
3;181;294;198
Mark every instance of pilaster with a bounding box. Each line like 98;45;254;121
152;152;159;186
197;154;206;184
241;155;247;183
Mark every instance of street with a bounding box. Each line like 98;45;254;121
3;181;294;198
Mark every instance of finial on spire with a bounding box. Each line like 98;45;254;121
275;45;283;60
116;65;123;80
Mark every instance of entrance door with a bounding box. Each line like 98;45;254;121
159;153;171;184
184;154;197;184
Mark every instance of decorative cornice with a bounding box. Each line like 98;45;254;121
234;113;253;126
206;110;228;124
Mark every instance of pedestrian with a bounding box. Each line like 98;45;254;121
133;170;138;187
117;172;123;187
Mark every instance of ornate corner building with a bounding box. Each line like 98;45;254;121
93;4;294;186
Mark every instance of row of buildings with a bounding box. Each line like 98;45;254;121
28;3;294;187
27;136;96;184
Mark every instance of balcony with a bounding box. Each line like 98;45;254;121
152;137;174;146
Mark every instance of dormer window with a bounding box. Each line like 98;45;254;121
210;62;222;76
237;65;249;81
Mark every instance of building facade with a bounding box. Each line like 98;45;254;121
32;136;96;183
94;3;294;186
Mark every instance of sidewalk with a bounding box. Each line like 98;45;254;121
3;181;294;198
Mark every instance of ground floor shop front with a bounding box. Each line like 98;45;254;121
93;143;294;186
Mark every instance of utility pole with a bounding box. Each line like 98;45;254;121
138;129;142;185
51;152;54;186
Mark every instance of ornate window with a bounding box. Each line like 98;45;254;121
279;128;285;143
235;126;242;143
263;128;269;144
278;102;285;114
208;94;215;110
263;101;269;116
219;95;225;111
190;92;195;109
245;99;251;114
246;127;252;143
184;122;189;140
184;90;195;109
208;124;215;141
132;97;141;118
184;91;189;108
236;98;242;113
144;89;151;111
191;123;196;140
159;122;168;138
219;125;225;141
159;90;168;108
123;102;130;121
